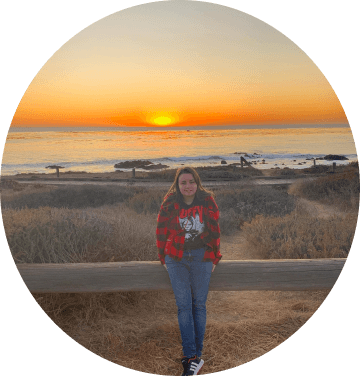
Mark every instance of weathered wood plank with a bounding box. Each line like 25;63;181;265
211;259;346;291
16;259;346;293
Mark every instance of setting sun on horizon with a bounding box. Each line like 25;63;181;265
10;2;348;129
153;117;173;126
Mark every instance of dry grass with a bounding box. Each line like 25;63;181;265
1;176;357;374
267;168;299;177
147;165;263;181
288;169;359;211
33;287;329;374
242;209;357;259
214;185;296;235
0;181;55;196
126;188;167;214
0;182;297;236
3;205;157;263
1;184;140;210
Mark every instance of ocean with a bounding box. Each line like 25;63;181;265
1;125;357;176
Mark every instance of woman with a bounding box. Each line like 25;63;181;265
156;167;221;376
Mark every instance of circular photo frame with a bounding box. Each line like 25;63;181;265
1;1;358;376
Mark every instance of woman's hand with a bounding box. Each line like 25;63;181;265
163;264;168;271
212;264;216;273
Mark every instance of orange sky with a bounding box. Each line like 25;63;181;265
11;1;348;128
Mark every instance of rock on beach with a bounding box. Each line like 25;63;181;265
142;163;169;170
114;160;169;170
323;154;349;161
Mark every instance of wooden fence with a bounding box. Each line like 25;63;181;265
17;259;346;293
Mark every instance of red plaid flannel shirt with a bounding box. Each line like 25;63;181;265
156;193;221;265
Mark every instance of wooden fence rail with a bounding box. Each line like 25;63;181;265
17;259;346;293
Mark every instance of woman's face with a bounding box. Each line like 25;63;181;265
178;173;198;200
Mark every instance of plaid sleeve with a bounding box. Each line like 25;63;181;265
202;196;222;265
156;196;171;265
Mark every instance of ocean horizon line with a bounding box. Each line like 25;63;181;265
8;123;350;133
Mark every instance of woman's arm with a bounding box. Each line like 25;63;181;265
200;195;221;269
207;196;222;267
156;197;171;265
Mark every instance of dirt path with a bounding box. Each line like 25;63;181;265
221;233;259;260
296;197;344;218
220;196;346;261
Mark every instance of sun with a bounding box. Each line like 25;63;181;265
145;112;180;126
153;116;173;126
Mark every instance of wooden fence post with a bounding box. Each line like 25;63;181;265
46;165;64;177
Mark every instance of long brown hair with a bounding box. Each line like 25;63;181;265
164;166;214;202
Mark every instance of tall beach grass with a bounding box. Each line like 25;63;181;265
2;184;298;261
242;210;357;259
3;205;158;264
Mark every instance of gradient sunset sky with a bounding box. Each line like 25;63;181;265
11;1;348;128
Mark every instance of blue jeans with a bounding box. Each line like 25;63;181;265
165;248;213;358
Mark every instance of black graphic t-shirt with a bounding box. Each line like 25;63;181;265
179;197;206;251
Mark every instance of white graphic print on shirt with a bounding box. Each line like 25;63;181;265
179;206;205;243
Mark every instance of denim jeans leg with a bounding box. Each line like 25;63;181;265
190;252;213;357
165;254;196;358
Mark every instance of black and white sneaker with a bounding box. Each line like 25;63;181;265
181;355;204;375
